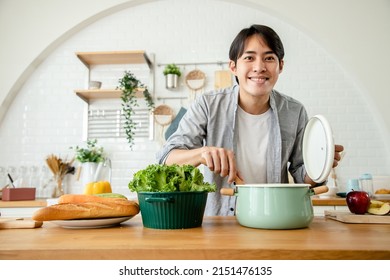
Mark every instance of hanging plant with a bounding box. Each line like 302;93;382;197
163;63;182;77
117;70;154;149
163;64;181;89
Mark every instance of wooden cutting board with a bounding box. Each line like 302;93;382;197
0;218;43;229
214;70;232;89
325;210;390;224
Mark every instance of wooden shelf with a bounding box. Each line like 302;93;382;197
75;50;152;68
74;89;145;102
74;50;153;103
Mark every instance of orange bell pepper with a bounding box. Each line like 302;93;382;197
83;181;112;195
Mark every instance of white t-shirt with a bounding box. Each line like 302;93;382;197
236;106;271;184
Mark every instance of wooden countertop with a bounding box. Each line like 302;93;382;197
0;199;47;208
0;216;389;260
311;197;348;206
0;197;351;208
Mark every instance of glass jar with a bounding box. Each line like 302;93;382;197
359;173;374;197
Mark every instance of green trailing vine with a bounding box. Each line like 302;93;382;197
117;70;154;149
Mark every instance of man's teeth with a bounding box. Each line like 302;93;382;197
250;77;266;81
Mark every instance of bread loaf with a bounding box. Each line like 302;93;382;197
32;200;140;221
58;194;126;204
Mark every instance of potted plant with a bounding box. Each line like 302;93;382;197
163;63;181;89
70;139;107;188
117;70;154;149
71;139;105;163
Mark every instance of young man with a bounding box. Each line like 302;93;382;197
156;24;344;216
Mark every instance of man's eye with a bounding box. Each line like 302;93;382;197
243;56;253;61
265;56;276;61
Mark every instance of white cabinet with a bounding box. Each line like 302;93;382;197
313;205;349;216
313;206;335;217
0;200;46;217
0;207;40;217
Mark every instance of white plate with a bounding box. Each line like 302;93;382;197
303;115;335;183
373;194;390;200
50;216;134;229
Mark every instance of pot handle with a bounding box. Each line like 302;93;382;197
310;185;329;196
145;197;175;203
220;188;235;196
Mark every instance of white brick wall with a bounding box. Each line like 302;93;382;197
0;0;389;196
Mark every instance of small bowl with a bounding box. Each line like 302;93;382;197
88;81;102;89
336;192;347;198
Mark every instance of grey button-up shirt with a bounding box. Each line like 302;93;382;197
156;85;309;216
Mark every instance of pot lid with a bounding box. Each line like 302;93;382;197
302;115;334;183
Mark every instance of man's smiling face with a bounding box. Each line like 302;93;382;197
229;34;284;100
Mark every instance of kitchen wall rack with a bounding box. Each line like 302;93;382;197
156;96;187;100
74;50;154;102
157;61;228;67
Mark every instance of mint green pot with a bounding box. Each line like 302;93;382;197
225;184;325;229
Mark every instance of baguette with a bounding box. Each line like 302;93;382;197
32;200;140;221
58;194;126;204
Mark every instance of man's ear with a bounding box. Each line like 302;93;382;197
279;59;284;73
229;60;237;75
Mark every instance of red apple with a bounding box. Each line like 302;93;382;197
346;191;371;214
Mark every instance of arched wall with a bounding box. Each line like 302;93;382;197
0;0;389;193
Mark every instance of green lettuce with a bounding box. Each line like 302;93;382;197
128;164;216;193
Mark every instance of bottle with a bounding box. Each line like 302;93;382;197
359;173;374;197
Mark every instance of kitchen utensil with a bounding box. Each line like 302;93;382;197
318;186;339;198
0;218;43;229
88;80;102;89
45;154;74;198
346;178;360;194
220;114;334;229
373;194;390;200
221;184;328;229
94;162;104;182
214;70;232;89
1;187;36;201
302;115;334;183
325;210;390;224
165;107;187;140
49;216;134;229
7;173;15;188
359;173;374;197
137;191;208;229
336;192;347;198
81;159;112;188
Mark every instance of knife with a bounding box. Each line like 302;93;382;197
7;173;16;188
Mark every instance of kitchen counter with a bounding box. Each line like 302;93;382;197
311;197;348;206
1;216;389;260
0;199;47;208
0;197;350;207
